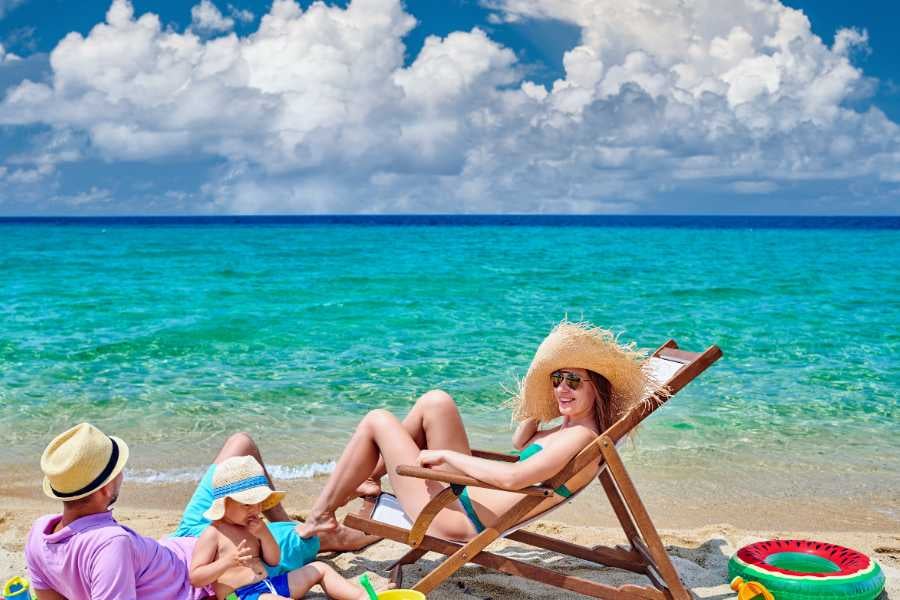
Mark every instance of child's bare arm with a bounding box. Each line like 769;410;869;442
247;515;280;567
189;527;253;587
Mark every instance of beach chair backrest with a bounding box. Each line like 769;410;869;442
606;341;723;444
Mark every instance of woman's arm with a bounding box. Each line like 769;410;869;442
419;426;595;490
511;417;540;451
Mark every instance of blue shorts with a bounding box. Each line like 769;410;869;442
173;464;320;574
233;573;291;600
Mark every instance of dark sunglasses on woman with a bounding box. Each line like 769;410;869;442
550;370;593;390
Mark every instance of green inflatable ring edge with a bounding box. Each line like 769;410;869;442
728;554;885;600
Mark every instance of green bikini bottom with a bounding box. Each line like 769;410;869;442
454;443;574;534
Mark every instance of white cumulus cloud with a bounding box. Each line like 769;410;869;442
191;0;234;34
0;0;898;213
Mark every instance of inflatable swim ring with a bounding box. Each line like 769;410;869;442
728;539;885;600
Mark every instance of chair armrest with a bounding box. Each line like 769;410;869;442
395;465;553;497
471;448;519;462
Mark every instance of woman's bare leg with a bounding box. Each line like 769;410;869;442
296;407;471;540
354;389;471;499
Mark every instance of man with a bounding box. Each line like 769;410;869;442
25;423;376;600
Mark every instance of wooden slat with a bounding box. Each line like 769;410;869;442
472;448;519;462
506;529;646;573
408;485;461;547
395;465;553;496
656;347;698;364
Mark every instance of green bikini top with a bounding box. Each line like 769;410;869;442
518;443;574;498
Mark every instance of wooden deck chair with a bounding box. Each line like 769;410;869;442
344;340;722;600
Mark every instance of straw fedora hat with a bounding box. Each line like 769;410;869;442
203;456;286;521
41;423;130;502
512;321;664;424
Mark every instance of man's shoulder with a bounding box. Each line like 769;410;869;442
29;513;60;534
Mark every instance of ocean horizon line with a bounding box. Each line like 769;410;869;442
1;214;899;229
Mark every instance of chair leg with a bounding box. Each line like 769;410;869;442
599;437;692;600
387;547;428;588
599;468;641;543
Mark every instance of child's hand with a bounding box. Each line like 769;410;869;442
246;515;267;537
223;538;254;567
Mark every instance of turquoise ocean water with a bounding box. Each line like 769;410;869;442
2;217;898;499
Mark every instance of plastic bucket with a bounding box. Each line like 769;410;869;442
377;590;427;600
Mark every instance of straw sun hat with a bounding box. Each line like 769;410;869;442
511;320;665;424
41;423;130;502
203;455;286;521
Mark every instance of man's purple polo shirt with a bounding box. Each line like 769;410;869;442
25;511;208;600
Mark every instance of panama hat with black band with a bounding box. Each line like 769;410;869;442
41;423;130;502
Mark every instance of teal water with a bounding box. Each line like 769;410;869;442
2;222;898;493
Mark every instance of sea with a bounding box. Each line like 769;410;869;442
1;216;898;503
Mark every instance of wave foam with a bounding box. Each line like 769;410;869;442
127;461;336;484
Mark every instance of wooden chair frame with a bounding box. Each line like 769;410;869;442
344;340;723;599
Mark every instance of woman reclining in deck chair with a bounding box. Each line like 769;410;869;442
296;321;661;542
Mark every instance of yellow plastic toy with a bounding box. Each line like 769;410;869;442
731;576;774;600
376;591;426;600
3;576;33;600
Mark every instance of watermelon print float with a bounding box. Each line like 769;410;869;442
728;539;885;600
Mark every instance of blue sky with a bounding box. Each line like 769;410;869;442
1;0;898;214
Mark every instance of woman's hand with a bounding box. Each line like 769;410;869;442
416;449;447;468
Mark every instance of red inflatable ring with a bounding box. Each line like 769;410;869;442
728;539;885;600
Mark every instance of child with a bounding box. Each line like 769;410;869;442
189;455;368;600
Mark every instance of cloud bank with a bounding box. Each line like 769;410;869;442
1;0;898;213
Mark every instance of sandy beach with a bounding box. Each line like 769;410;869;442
3;473;897;599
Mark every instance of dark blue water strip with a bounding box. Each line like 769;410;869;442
0;215;898;229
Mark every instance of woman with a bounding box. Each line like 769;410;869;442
296;321;658;541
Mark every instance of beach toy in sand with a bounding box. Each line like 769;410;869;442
360;574;426;600
360;574;378;600
729;540;885;600
375;591;426;600
730;576;773;600
2;576;32;600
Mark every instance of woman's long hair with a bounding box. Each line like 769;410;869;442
587;370;613;433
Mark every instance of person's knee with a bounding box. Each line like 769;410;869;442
307;561;329;579
420;389;456;412
224;431;258;455
362;409;394;430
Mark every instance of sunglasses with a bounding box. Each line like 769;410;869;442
550;371;593;391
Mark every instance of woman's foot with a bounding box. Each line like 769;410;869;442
355;477;382;498
295;509;339;538
318;524;383;553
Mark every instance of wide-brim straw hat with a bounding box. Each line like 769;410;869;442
512;320;665;424
203;455;286;521
41;423;130;502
